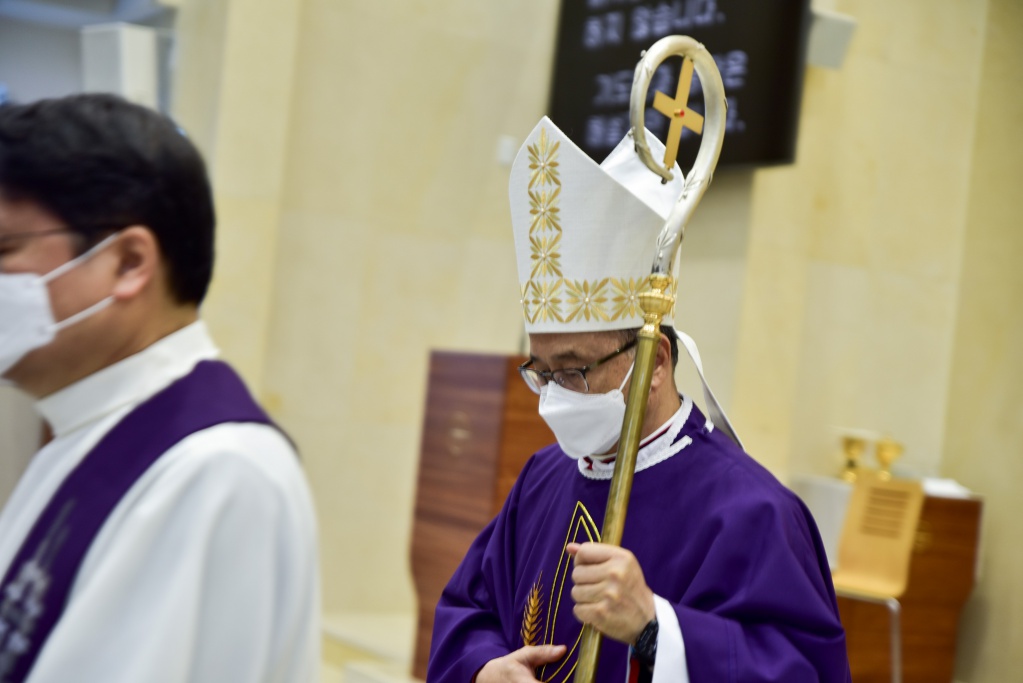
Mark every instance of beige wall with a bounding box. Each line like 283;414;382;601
0;388;38;503
730;0;1022;679
228;0;566;614
732;0;990;478
943;0;1023;680
172;0;1021;678
728;1;1023;677
174;0;302;395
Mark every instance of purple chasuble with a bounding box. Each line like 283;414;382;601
0;360;277;683
428;405;851;683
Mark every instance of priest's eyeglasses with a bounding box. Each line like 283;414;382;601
519;338;637;395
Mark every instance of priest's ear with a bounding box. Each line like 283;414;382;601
649;328;677;392
110;226;162;302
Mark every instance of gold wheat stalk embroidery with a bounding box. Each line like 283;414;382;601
520;574;544;647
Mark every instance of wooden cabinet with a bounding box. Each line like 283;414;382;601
838;494;982;682
409;351;554;679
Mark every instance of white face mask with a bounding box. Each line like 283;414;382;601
0;234;118;378
538;362;635;459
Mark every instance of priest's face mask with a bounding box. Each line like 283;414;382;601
0;198;119;381
521;331;637;459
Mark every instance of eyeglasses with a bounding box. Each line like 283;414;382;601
519;338;637;395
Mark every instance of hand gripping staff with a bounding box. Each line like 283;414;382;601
572;35;726;683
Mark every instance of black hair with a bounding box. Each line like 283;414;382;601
0;93;215;304
616;325;680;368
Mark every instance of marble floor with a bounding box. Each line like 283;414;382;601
321;612;419;683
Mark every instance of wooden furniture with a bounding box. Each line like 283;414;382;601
837;493;983;683
409;351;553;680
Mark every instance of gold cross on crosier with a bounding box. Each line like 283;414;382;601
652;57;705;170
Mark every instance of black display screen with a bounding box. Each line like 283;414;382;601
548;0;811;169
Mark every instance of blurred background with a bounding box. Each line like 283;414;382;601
0;0;1019;681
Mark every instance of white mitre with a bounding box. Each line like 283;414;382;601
510;117;684;333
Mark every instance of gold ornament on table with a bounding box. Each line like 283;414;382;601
839;435;867;483
875;437;904;481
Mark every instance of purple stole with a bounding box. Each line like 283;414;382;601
0;360;276;683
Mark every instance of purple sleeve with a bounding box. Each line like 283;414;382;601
426;461;534;683
673;495;851;682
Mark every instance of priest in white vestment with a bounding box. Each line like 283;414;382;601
0;94;319;683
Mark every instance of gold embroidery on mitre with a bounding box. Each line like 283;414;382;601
521;573;544;647
529;187;562;236
528;127;562;189
528;278;565;324
537;501;601;683
522;126;565;325
611;276;647;320
565;278;610;323
530;233;563;279
520;282;533;321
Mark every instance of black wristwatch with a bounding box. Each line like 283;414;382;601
633;617;658;668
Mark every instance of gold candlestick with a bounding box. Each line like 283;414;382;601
875;437;904;481
840;435;866;482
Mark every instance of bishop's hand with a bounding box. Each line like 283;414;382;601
567;542;656;645
476;645;567;683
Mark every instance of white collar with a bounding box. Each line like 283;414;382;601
36;321;220;438
577;394;697;480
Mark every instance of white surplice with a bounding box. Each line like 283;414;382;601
0;321;320;683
